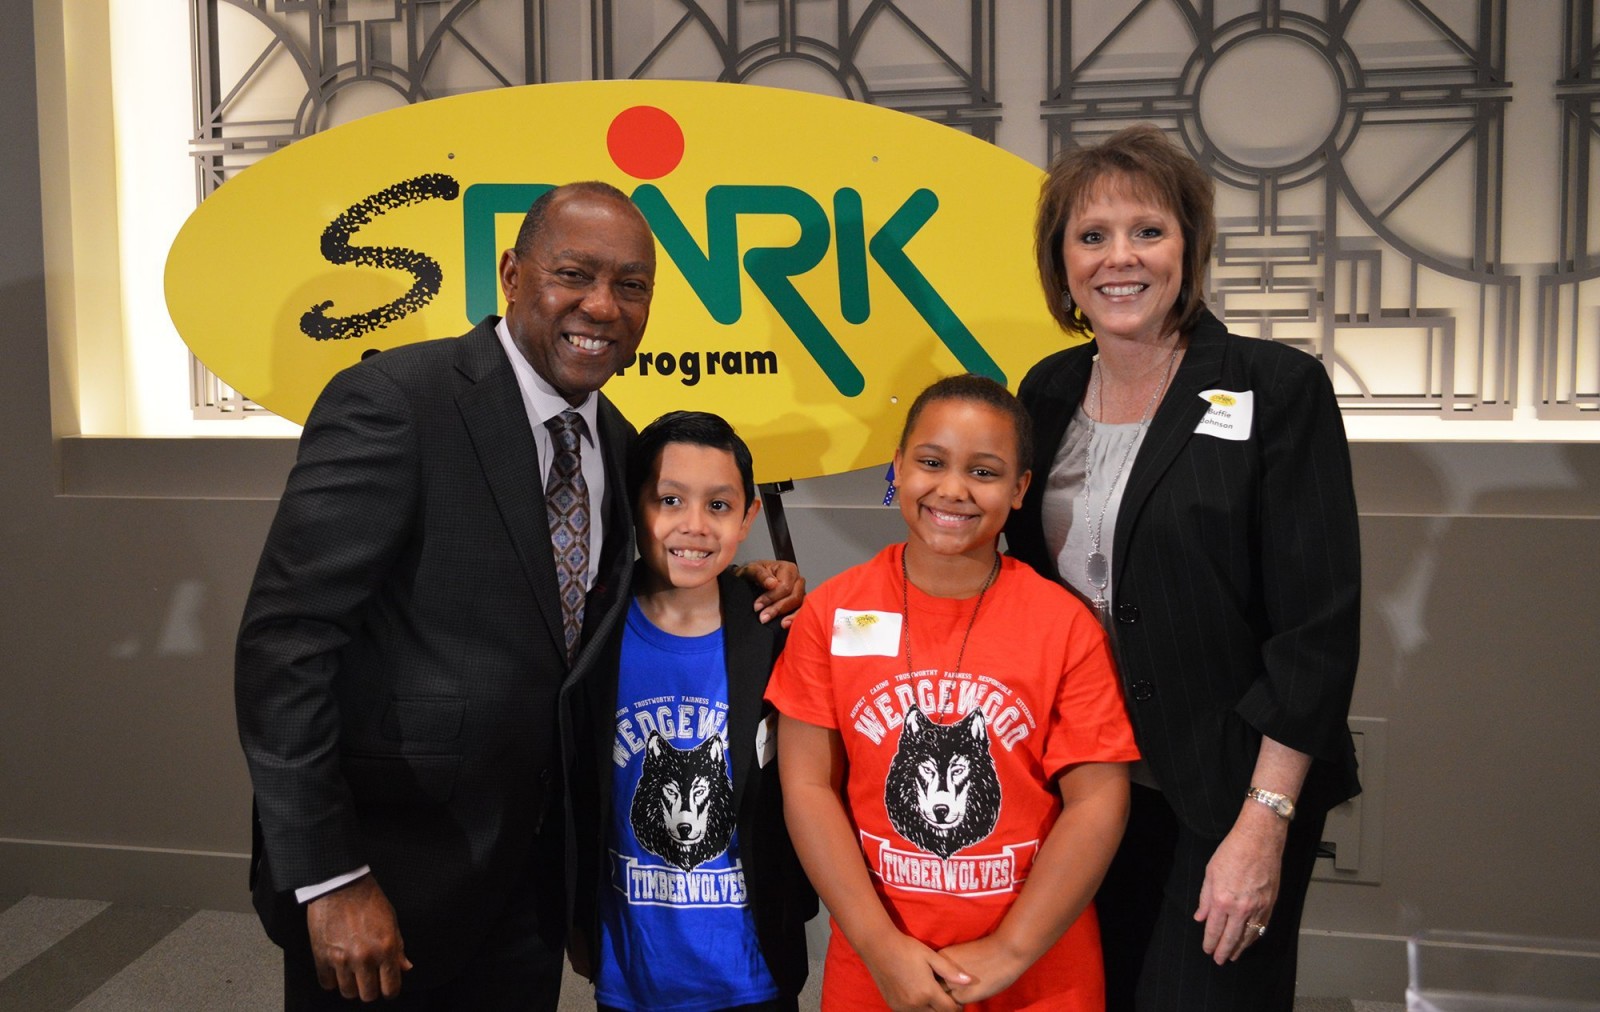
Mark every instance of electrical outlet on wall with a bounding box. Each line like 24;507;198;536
1314;716;1387;885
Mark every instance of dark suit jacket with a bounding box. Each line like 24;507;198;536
235;318;636;986
563;567;817;997
1007;311;1362;838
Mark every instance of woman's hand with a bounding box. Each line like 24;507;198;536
1195;737;1313;963
858;931;971;1012
1194;799;1287;965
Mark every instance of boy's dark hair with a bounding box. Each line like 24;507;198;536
628;410;757;513
897;374;1034;470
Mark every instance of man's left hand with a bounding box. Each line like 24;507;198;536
307;874;412;1001
738;561;806;627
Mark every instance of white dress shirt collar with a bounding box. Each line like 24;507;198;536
494;318;600;447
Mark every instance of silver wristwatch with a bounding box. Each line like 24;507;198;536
1246;787;1296;821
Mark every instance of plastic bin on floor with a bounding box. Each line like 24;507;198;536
1407;930;1600;1011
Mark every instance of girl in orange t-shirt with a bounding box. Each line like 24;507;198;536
767;375;1139;1011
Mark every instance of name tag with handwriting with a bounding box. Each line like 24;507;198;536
1195;389;1253;441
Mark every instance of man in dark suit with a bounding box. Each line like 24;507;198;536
236;182;796;1009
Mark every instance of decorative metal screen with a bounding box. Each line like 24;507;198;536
187;0;1596;425
590;1;998;138
1537;0;1600;418
190;1;550;200
189;0;558;415
1044;0;1518;419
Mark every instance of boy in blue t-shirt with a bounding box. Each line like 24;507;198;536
567;411;816;1012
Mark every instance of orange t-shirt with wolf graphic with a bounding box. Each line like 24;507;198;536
767;544;1139;1011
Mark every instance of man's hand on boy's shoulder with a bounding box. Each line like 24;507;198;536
737;560;806;628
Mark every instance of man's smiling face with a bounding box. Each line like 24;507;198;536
498;189;656;404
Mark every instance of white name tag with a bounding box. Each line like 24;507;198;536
755;712;778;768
1195;389;1253;441
831;609;902;657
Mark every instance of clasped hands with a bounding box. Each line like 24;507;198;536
863;931;1033;1011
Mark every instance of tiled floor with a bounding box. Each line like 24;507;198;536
0;894;1403;1011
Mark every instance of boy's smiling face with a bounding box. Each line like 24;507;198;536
636;442;760;592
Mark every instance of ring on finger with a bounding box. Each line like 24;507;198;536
1246;920;1267;938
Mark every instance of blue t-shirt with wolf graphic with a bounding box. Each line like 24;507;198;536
595;600;778;1012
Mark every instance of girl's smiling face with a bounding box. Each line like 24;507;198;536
894;398;1031;565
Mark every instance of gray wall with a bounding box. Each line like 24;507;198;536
3;7;1598;1001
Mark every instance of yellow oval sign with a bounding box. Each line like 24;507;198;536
164;80;1068;482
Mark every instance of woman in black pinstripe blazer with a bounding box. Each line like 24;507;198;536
1005;125;1362;1011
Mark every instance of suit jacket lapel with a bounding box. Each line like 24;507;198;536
1112;313;1228;586
720;570;773;815
453;321;568;652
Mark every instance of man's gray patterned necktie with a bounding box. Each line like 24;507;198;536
544;410;590;661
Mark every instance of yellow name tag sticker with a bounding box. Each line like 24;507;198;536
164;80;1066;482
1196;389;1254;441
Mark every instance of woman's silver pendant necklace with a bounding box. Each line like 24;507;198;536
1083;341;1180;613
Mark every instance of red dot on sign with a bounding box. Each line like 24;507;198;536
607;106;685;180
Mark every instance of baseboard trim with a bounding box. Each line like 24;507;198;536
1297;928;1411;1001
0;838;253;912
